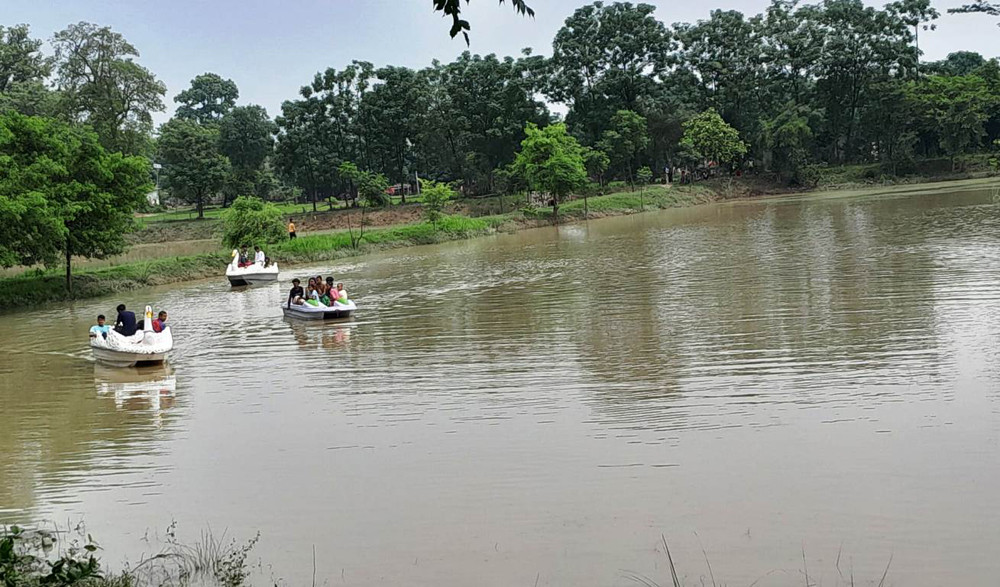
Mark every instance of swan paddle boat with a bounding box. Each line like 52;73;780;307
226;249;279;286
91;306;173;367
282;299;357;321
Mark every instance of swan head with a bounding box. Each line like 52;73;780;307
231;249;239;258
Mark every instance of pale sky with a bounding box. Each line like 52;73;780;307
6;0;999;124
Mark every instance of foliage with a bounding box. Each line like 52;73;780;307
1;526;103;587
0;113;150;291
0;24;52;94
513;122;588;218
583;147;610;186
221;196;286;249
948;0;1000;26
174;73;239;124
681;109;747;167
421;181;456;226
598;110;650;186
906;74;997;167
219;105;277;203
762;103;817;183
158;118;230;218
549;2;671;143
51;22;165;155
432;0;534;43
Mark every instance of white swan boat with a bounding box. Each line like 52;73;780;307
226;249;279;286
282;299;357;321
91;306;173;367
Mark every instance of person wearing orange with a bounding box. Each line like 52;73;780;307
288;218;297;239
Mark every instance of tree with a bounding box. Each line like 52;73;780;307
158;118;229;218
358;170;390;207
948;0;1000;26
0;113;150;291
635;165;653;210
0;24;51;93
174;73;239;125
221;196;285;249
681;109;748;170
513;122;588;219
219;105;277;205
421;181;456;227
51;22;165;155
761;103;816;183
549;2;672;143
433;0;534;43
0;25;56;117
598;109;650;187
888;0;938;73
907;74;995;169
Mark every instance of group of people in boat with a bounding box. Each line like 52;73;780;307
287;275;348;307
236;245;273;268
89;304;168;339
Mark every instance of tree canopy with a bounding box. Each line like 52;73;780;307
0;112;150;289
51;22;165;155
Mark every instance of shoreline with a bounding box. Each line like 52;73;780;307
0;177;996;312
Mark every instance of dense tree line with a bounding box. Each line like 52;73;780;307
268;0;999;199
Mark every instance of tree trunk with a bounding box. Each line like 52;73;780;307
65;241;72;294
312;190;317;213
197;197;204;219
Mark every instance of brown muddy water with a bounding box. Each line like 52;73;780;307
2;182;999;586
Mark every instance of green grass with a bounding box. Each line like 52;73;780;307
270;215;502;262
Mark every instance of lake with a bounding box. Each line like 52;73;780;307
2;180;999;586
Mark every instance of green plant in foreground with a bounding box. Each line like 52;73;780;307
1;526;103;587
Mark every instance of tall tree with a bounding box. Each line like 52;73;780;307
51;22;165;155
0;113;150;291
0;24;56;117
549;2;672;143
174;73;239;124
158;118;230;218
0;24;51;93
219;105;276;203
598;109;650;186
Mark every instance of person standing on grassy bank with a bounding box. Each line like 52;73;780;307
288;219;297;239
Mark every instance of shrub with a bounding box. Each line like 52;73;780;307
221;196;285;250
421;181;456;226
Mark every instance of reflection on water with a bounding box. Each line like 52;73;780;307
93;365;177;419
1;181;1000;586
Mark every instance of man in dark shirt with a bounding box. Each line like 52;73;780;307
114;304;137;336
287;279;304;308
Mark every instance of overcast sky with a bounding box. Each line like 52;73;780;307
6;0;999;124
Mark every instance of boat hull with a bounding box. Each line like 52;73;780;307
282;304;355;321
92;346;168;368
228;272;278;286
